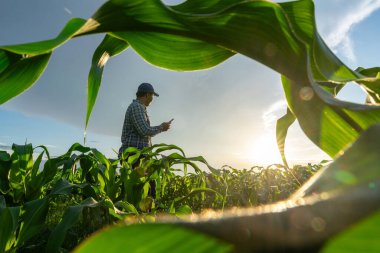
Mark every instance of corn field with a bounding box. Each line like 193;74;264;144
0;143;322;252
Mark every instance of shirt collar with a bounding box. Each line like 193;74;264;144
134;99;146;108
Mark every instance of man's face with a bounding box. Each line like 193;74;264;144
145;93;153;106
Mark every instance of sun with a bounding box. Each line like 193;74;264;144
247;135;283;166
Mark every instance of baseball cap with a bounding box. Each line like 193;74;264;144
137;82;159;97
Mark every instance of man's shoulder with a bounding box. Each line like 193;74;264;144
128;100;144;111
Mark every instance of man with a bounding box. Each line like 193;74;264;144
119;82;172;155
119;82;172;199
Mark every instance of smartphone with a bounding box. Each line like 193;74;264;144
168;118;174;123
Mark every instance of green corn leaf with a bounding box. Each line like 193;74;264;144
282;72;380;158
0;18;86;55
127;152;141;165
279;0;359;82
91;148;112;179
175;205;193;216
0;53;51;104
73;223;233;253
16;198;49;247
0;50;23;76
116;201;139;215
91;148;121;199
86;34;129;128
0;54;50;104
0;150;11;161
30;151;43;180
40;158;59;187
11;143;33;170
148;143;186;157
66;142;92;154
0;18;86;104
49;178;94;196
292;124;380;198
0;203;21;252
354;67;380;104
31;145;54;188
85;0;305;77
174;187;221;204
8;144;34;202
275;106;296;168
0;204;14;252
275;0;380;159
0;151;11;194
113;31;234;71
47;198;101;253
355;67;380;77
322;210;380;253
25;151;45;200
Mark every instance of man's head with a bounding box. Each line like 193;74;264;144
136;83;159;106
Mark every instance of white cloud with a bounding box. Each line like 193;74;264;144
43;144;57;149
262;100;287;129
64;7;72;15
0;142;12;150
319;0;380;64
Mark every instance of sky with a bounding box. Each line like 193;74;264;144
0;0;380;169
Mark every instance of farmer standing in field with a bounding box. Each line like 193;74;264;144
118;82;173;198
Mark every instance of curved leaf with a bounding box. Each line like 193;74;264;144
86;34;129;128
275;106;296;168
0;53;51;104
292;124;380;198
86;0;305;77
276;0;380;158
73;223;233;253
49;178;94;196
282;71;380;158
0;204;21;252
355;67;380;104
0;18;86;55
279;0;359;82
0;151;11;194
322;210;380;253
0;18;87;104
174;187;221;204
47;198;101;253
16;198;49;247
113;32;234;71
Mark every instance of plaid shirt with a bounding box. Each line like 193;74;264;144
119;99;162;156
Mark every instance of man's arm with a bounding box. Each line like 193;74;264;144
130;103;162;137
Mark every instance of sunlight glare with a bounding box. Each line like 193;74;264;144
247;135;282;166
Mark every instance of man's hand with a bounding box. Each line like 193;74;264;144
161;119;173;131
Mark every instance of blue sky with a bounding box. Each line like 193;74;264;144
1;0;380;168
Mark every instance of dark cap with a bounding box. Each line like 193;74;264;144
137;82;159;97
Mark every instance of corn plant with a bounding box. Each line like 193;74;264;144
0;142;226;252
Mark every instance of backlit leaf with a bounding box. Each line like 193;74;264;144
86;34;129;128
322;211;380;253
0;53;51;104
47;198;101;253
73;223;233;253
16;198;49;247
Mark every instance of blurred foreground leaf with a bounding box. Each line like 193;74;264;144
322;210;380;253
74;223;233;253
0;18;86;104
